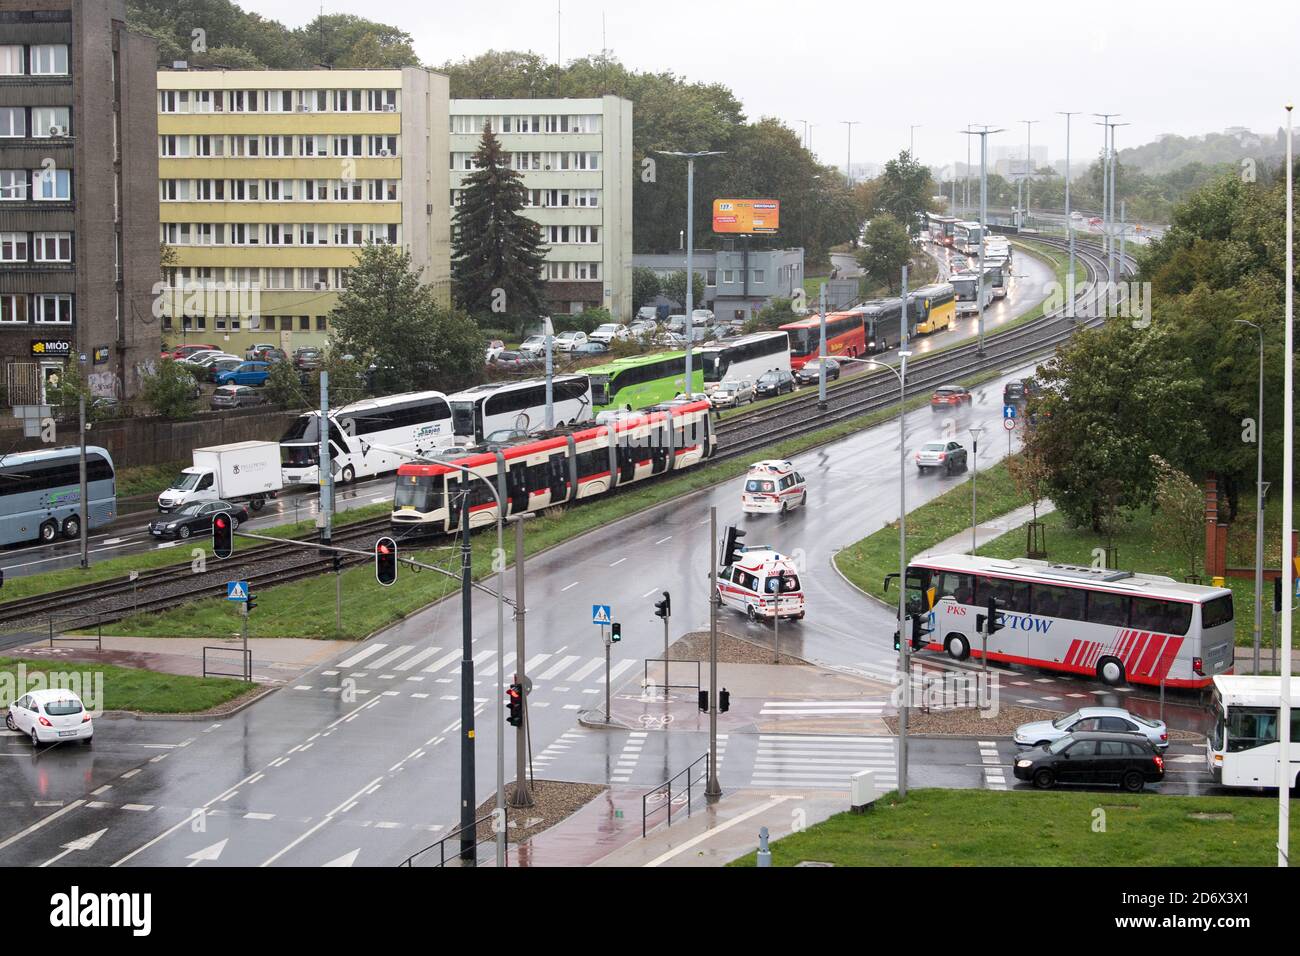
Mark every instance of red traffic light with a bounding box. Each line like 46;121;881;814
212;511;233;559
374;535;398;586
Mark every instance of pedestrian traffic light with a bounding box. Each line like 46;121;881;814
985;597;1003;635
719;688;730;713
698;690;708;712
721;525;746;566
893;627;901;652
654;591;671;619
611;622;621;643
506;683;523;727
245;589;257;613
375;536;397;586
212;511;233;559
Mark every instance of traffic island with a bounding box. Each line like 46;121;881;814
471;780;608;863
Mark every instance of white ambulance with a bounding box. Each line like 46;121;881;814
741;460;808;515
716;546;805;622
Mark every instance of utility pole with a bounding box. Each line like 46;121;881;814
458;496;477;864
544;315;554;428
969;426;984;554
1107;122;1130;281
1093;114;1121;279
1057;112;1080;318
817;283;828;409
510;515;533;807
896;266;912;798
706;506;721;799
962;126;1004;355
964;124;971;214
318;370;334;628
77;357;87;570
1278;101;1292;869
1236;320;1267;673
1020;119;1038;218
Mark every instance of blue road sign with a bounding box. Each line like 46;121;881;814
226;581;249;602
592;604;612;625
1003;404;1017;419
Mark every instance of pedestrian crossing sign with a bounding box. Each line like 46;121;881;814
226;581;249;601
592;604;612;625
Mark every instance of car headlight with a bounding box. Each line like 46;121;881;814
1016;759;1033;768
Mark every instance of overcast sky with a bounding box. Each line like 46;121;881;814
254;0;1298;170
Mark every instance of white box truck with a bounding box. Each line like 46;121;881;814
157;441;283;513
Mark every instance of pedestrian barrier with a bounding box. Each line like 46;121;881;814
643;657;701;695
398;812;504;868
202;645;251;681
642;751;710;838
46;612;104;652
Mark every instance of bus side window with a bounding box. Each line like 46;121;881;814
1085;591;1128;627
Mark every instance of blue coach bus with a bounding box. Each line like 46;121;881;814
0;446;116;546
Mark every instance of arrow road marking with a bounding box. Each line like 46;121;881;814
40;827;107;867
322;849;360;867
186;838;228;867
260;777;383;867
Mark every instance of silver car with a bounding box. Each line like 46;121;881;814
709;379;755;408
1014;707;1169;752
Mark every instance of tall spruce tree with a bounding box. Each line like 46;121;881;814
451;124;549;322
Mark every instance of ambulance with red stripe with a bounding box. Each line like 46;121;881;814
894;554;1234;689
717;546;805;622
741;460;808;515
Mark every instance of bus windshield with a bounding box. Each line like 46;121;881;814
788;328;815;356
450;401;479;439
280;414;320;443
702;354;725;382
281;444;319;467
952;277;976;301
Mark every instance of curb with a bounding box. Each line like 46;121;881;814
96;682;280;722
577;709;638;731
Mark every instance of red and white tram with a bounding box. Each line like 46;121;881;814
390;399;714;533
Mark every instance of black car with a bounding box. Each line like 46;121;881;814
1003;377;1039;405
754;368;796;398
793;358;840;386
148;500;250;540
1013;731;1165;793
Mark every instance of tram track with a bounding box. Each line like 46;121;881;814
0;236;1135;634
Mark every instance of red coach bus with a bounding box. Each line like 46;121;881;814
779;312;866;370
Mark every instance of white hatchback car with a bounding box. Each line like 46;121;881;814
742;460;807;514
553;330;588;352
6;688;94;746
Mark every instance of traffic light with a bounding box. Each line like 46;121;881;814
375;536;397;586
611;622;621;643
245;589;257;613
654;591;671;619
985;597;1003;635
506;683;523;727
212;512;233;559
893;627;901;652
721;525;746;566
698;690;708;712
719;688;730;713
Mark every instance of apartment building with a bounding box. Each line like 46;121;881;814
0;0;158;405
633;246;807;322
449;97;633;320
155;67;450;353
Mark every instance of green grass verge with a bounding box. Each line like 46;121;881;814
0;657;251;714
727;789;1297;867
834;458;1027;602
116;460;190;498
0;502;392;605
95;369;1004;640
977;503;1299;651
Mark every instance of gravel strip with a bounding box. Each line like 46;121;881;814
667;628;807;665
473;779;607;847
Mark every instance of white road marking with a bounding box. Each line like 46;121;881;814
337;644;388;668
655;536;672;545
394;647;442;671
537;655;581;680
422;650;462;674
560;581;579;592
644;795;795;867
367;645;414;669
0;801;85;854
260;776;384;867
609;557;627;567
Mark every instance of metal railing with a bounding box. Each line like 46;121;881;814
46;611;104;652
399;812;503;868
642;752;710;838
202;646;251;681
643;657;701;695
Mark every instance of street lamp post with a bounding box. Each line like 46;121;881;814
1278;102;1292;870
1019;120;1038;219
656;150;725;396
365;442;508;868
962;126;1004;356
969;425;985;554
842;120;859;184
1236;319;1267;673
1057;112;1080;318
909;124;922;158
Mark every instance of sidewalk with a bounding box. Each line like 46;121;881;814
5;634;351;684
915;500;1056;560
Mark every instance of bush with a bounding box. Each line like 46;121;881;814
139;358;198;420
553;308;611;335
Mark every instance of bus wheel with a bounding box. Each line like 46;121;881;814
39;520;58;543
1033;768;1055;790
945;634;970;661
341;465;355;484
1097;657;1126;687
61;516;80;540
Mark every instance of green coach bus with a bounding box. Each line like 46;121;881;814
587;349;704;412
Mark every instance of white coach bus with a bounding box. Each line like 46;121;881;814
1206;676;1299;789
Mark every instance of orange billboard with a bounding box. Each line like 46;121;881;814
712;199;780;234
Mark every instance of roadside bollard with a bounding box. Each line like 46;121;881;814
757;826;771;867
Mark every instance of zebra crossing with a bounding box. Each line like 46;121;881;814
759;699;888;718
748;734;897;790
310;643;642;694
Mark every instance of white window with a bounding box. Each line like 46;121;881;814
265;223;294;244
160;135;191;157
32;233;70;262
301;267;330;289
265;90;293;113
309;179;329;201
263;267;293;290
368;89;396;111
575;262;600;280
35;294;72;324
334;224;363;245
264;135;292;157
0;232;27;262
194;134;223;157
299;223;327;245
0;294;27;323
369;135;397;157
368;223;398;244
162;222;191;244
753;270;765;284
32;168;70;200
334;135;362;157
32;107;69;137
160;179;192;201
0;46;23;76
722;270;735;284
335;89;362;112
228;223;259;245
194;90;215;113
0;108;26;137
300;134;330;157
196;179;223;201
368;179;398;201
194;223;223;246
334;179;362;201
159;90;189;113
0;169;25;199
30;45;69;76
